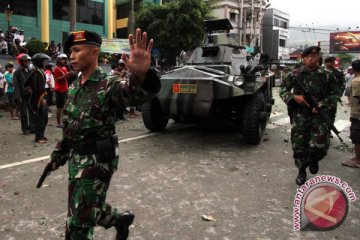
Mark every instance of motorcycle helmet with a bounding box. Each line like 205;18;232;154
32;53;51;68
17;53;31;65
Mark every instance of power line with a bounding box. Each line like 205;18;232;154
261;23;359;33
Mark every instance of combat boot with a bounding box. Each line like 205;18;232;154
296;168;307;186
115;211;135;240
309;160;319;174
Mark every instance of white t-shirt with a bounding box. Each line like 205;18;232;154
45;70;55;89
345;73;354;88
0;72;4;89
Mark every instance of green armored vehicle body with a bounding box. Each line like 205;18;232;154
141;19;275;145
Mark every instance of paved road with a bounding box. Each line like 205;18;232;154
0;89;359;240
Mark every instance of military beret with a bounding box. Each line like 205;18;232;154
324;56;336;63
64;30;102;54
301;46;321;57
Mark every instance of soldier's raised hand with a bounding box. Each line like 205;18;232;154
121;28;153;82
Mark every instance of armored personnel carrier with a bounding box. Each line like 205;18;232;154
141;19;275;145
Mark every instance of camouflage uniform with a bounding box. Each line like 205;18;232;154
325;67;345;123
279;66;338;169
51;67;160;239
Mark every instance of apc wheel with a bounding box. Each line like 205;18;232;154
141;97;169;132
242;91;266;145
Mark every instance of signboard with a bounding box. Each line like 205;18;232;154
101;38;130;54
329;31;360;54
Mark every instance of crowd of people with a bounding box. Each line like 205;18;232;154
0;36;142;144
0;26;28;56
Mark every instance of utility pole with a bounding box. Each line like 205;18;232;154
250;0;254;47
238;0;243;45
128;0;135;36
69;0;77;32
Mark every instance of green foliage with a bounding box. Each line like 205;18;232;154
336;53;354;68
135;0;217;65
26;38;48;56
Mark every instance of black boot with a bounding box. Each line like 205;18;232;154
309;160;319;174
115;211;135;240
296;168;307;186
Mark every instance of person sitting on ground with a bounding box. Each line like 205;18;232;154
0;35;8;54
0;64;4;100
12;38;28;56
47;40;59;60
342;59;360;168
14;29;26;46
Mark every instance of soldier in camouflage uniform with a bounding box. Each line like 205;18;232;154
279;46;339;186
324;56;346;126
48;29;160;239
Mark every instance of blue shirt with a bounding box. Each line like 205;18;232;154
5;71;14;93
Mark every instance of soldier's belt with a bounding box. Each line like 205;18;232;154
71;135;118;162
72;142;97;155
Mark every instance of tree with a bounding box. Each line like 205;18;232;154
336;53;354;68
135;0;217;65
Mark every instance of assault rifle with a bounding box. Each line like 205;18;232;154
294;77;344;143
36;162;52;188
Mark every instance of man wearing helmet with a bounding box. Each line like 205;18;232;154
54;53;71;128
13;53;35;135
24;53;51;143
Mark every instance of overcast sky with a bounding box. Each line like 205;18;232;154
269;0;359;30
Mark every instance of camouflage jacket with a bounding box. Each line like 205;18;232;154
54;67;160;178
279;66;338;113
324;67;345;98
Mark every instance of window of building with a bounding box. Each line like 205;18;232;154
117;3;129;19
230;12;236;22
53;0;104;25
280;21;288;29
53;0;70;21
279;39;286;47
0;0;37;17
117;0;143;19
78;0;104;25
273;18;279;27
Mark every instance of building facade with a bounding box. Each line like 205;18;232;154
262;8;290;60
0;0;119;45
212;0;270;53
0;0;162;45
115;0;161;38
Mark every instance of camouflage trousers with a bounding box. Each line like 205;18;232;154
65;167;121;240
291;109;330;169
